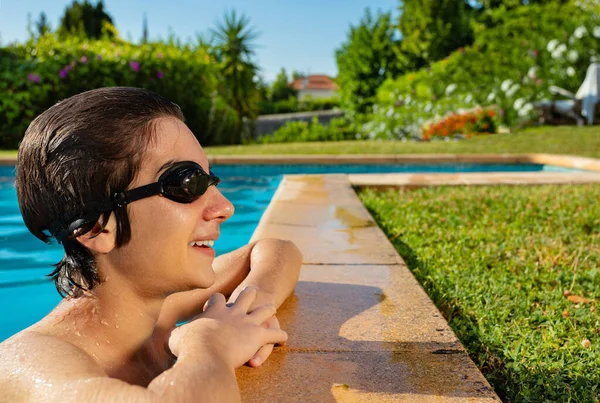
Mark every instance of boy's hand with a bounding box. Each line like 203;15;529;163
247;315;283;367
167;286;288;369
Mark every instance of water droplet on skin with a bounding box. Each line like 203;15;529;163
75;331;81;337
114;314;118;318
106;340;111;345
169;381;174;386
91;307;97;314
115;324;120;329
100;320;108;326
95;342;100;347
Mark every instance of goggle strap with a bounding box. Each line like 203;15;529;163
122;182;163;205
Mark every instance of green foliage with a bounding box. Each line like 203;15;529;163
57;0;114;39
271;68;296;102
474;0;571;10
359;184;600;401
211;9;260;139
335;9;404;114
258;95;340;115
257;117;357;143
0;34;239;148
399;0;476;69
367;2;600;139
35;12;52;38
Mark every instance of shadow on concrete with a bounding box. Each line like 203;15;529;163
237;281;499;402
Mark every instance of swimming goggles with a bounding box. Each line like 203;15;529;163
50;161;220;242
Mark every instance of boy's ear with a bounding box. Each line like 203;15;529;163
76;213;117;254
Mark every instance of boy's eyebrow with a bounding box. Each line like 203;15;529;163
156;159;179;175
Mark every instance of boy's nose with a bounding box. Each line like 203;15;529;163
203;186;234;222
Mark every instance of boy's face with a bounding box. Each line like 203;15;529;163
107;117;234;296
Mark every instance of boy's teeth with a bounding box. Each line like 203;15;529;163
189;240;215;247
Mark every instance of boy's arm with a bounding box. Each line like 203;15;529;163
158;238;302;327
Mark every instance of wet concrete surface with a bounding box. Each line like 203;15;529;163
242;174;501;402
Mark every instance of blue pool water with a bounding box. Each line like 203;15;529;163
0;162;583;341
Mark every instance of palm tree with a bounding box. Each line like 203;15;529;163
211;10;260;141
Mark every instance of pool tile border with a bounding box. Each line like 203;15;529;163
205;153;600;173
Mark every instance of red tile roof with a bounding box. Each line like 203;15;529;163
290;75;339;91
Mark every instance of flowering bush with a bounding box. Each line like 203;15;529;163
0;34;239;148
422;107;501;140
364;3;600;140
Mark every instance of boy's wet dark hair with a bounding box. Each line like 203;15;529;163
16;87;184;297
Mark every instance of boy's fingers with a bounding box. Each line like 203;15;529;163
204;293;226;311
264;328;288;346
248;344;274;368
231;286;257;312
248;305;276;324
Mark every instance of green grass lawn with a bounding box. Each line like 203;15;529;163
359;185;600;402
0;150;17;158
203;126;600;158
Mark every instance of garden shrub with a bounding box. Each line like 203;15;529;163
0;33;239;148
258;95;341;115
365;3;600;140
257;116;356;143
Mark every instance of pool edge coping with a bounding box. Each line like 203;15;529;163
239;174;502;402
2;153;600;172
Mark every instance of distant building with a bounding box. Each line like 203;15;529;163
290;75;339;100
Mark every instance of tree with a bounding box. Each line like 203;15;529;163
271;68;296;102
292;71;304;82
335;9;404;114
211;10;260;141
399;0;476;70
57;0;114;39
473;0;570;9
35;12;52;37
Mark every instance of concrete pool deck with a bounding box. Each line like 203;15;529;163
230;154;600;402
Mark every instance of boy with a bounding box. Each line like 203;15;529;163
0;87;302;402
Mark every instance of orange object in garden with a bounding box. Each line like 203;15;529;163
421;106;500;140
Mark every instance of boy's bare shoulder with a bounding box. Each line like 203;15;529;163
0;330;107;403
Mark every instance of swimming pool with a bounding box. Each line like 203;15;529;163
0;162;583;341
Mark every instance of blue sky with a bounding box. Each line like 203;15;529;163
0;0;399;81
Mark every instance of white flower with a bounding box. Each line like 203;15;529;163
567;66;576;76
514;98;526;111
424;103;432;112
506;83;520;98
552;44;567;59
527;66;538;79
445;84;457;96
518;103;534;117
501;79;513;92
487;92;496;102
567;50;579;62
547;39;560;52
592;55;599;62
594;27;600;38
386;107;394;117
464;93;473;103
574;26;588;38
